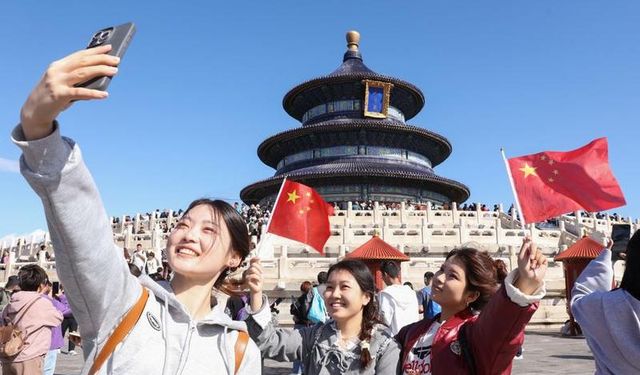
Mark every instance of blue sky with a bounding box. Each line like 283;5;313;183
1;1;639;236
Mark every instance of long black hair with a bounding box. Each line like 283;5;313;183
327;259;383;369
183;198;250;288
620;229;640;300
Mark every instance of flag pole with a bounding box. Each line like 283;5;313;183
263;176;288;234
501;148;527;231
254;176;288;258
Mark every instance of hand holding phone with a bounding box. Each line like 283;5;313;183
20;23;134;140
77;22;136;91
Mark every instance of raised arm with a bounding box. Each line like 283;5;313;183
13;46;140;343
468;238;547;372
570;245;613;322
243;257;313;361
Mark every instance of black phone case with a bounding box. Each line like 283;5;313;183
77;22;136;91
611;224;630;259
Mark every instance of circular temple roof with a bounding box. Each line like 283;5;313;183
282;32;425;122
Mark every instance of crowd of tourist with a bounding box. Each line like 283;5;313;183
0;45;637;375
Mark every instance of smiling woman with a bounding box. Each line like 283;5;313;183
168;198;250;292
11;46;262;374
243;258;401;374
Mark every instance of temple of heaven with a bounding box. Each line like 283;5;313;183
241;31;469;207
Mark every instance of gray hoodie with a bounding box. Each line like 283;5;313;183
246;297;401;374
571;248;640;374
12;123;261;375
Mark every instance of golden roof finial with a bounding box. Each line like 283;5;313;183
346;30;360;51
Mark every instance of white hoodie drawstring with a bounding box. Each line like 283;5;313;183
161;298;169;375
222;326;232;375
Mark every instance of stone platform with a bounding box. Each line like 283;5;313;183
29;327;594;375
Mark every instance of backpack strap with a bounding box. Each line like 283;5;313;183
234;330;249;374
88;287;149;375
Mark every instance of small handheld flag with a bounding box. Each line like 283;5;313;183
504;138;625;224
266;180;333;254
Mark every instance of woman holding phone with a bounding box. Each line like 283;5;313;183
12;45;261;374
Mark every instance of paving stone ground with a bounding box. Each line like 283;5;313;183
11;327;594;375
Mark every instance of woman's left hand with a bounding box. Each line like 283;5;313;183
515;237;547;295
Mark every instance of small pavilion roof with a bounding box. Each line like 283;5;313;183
554;236;605;261
345;235;410;261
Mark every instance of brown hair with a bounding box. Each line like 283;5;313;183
327;259;382;369
183;198;251;288
300;281;313;294
445;247;508;310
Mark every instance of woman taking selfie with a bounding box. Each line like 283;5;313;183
12;45;260;374
396;238;547;375
244;258;400;374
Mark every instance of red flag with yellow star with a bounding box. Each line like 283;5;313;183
267;180;334;254
508;138;625;224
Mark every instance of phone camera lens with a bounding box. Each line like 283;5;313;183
89;29;112;47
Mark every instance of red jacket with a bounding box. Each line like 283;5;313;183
396;285;538;375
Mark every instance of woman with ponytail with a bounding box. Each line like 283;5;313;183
244;258;400;374
396;237;547;374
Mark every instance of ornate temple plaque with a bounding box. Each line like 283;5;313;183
363;79;394;119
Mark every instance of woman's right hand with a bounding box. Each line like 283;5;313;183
20;45;119;140
244;257;264;312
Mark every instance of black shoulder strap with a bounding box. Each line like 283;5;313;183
304;323;324;362
458;322;477;375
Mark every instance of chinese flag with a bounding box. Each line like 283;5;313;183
508;138;625;224
267;180;334;254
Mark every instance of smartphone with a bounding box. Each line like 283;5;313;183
611;224;630;261
77;22;136;91
52;281;60;296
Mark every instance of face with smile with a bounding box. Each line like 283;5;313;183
324;269;371;323
431;256;479;313
166;204;241;284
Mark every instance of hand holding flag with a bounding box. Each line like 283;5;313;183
515;237;547;295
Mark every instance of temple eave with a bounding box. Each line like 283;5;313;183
257;120;453;168
240;170;469;204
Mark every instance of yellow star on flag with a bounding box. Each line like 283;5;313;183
287;190;300;204
519;163;538;178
